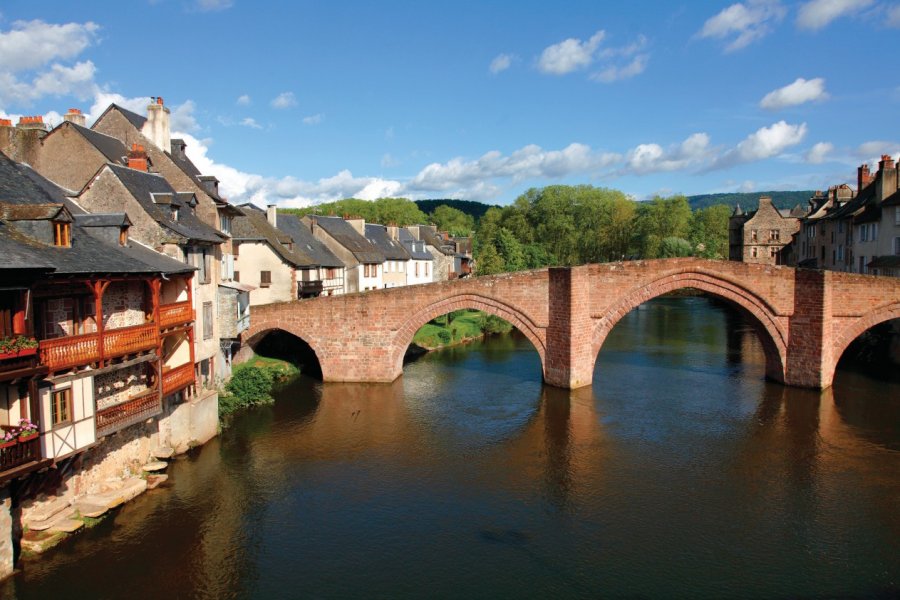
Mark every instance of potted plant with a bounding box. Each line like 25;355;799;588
0;335;39;359
0;429;17;449
16;418;38;442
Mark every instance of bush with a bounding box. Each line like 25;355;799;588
437;330;451;344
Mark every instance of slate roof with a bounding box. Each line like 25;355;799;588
308;216;384;264
417;226;454;255
233;204;318;267
823;182;875;222
0;155;193;276
102;103;148;130
106;164;224;244
74;213;132;228
68;122;127;164
854;203;881;224
883;190;900;207
364;224;411;261
276;213;344;268
0;204;70;222
398;228;434;260
167;139;231;207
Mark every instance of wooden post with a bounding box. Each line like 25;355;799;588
93;280;111;367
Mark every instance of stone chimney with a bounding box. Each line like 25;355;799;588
386;223;399;240
266;204;277;227
142;96;170;152
198;175;219;198
63;108;86;127
127;143;149;172
858;163;873;192
876;154;898;201
16;116;47;131
346;217;365;236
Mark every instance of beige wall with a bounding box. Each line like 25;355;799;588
40;375;96;460
235;241;295;305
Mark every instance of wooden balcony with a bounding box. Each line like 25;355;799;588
96;388;162;438
39;322;159;371
298;280;324;298
160;301;193;329
162;363;194;397
0;435;44;483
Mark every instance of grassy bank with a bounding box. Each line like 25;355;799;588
412;310;512;350
219;355;299;425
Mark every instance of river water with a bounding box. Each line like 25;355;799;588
2;297;899;599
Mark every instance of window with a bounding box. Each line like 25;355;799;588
750;229;758;242
197;248;211;284
751;247;758;258
425;262;429;277
859;256;867;274
51;388;72;426
894;237;900;256
770;229;780;242
872;223;879;240
770;247;777;257
896;207;900;225
234;271;240;282
233;241;240;257
860;225;868;242
415;262;420;276
260;270;271;287
219;215;232;235
838;245;844;261
838;221;844;233
53;221;70;247
119;227;128;246
202;302;213;340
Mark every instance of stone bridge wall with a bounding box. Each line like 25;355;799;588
244;258;900;390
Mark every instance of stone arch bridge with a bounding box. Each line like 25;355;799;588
244;258;900;390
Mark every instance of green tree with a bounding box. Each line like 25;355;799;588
689;204;731;259
476;242;505;275
430;205;475;236
495;227;527;272
658;236;694;258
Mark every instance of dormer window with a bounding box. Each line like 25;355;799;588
53;221;71;247
219;215;232;235
171;206;179;221
119;227;128;246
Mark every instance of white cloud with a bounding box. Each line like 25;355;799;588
170;99;200;133
625;133;712;174
888;4;900;27
236;94;251;106
86;92;150;124
805;141;833;163
302;113;323;125
0;19;101;106
856;141;900;164
738;180;756;193
537;30;605;75
0;20;99;73
193;0;234;11
489;53;514;74
760;77;828;110
240;117;262;129
697;1;786;52
271;92;296;109
381;153;400;168
591;54;648;83
711;120;807;169
796;0;872;30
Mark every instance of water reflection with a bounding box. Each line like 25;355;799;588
2;297;899;599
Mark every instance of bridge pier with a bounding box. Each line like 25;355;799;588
784;269;835;389
544;267;595;389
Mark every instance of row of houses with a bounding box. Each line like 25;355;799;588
729;153;900;277
0;98;472;576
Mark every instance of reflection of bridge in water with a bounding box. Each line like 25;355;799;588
245;258;900;390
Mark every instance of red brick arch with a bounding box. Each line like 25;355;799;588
590;270;788;381
829;301;900;384
243;325;328;376
390;293;548;377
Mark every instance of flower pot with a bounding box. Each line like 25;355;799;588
0;347;37;361
17;432;37;443
0;440;16;449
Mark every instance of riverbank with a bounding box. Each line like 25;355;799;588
412;310;513;350
219;355;299;426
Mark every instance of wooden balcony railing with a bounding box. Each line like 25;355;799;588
0;435;41;474
95;388;162;438
39;322;159;371
160;301;193;329
162;363;194;397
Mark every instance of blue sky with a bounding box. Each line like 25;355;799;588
1;0;898;207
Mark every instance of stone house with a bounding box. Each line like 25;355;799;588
0;152;214;579
728;196;804;265
405;225;472;280
75;159;226;393
231;204;322;305
792;184;855;271
859;155;900;276
364;224;412;288
302;215;385;293
275;213;345;296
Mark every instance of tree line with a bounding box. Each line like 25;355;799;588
473;185;731;275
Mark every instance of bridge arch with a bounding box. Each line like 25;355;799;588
591;270;788;382
389;293;548;378
243;326;326;378
829;301;900;385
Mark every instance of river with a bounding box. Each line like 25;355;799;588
2;296;898;599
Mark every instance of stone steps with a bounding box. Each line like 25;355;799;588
153;446;175;459
25;499;72;531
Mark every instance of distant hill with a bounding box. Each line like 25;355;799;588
414;199;498;220
687;191;815;211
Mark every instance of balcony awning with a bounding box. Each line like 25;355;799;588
219;281;256;293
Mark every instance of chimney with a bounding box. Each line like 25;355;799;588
858;163;872;192
266;204;277;227
346;217;365;236
879;154;895;172
170;138;187;161
127;143;149;172
63;108;86;127
16;116;47;131
0;119;11;128
142;96;170;152
386;224;399;240
198;175;219;198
